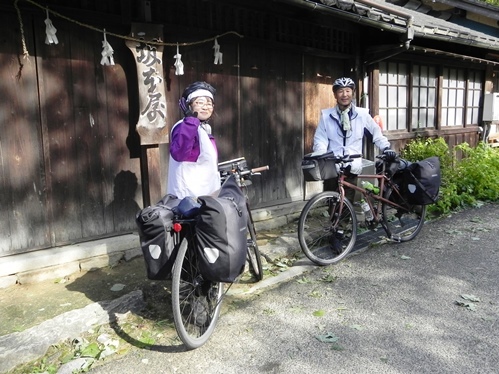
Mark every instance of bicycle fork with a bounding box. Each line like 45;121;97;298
327;195;345;240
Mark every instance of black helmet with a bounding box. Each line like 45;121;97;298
182;81;216;102
332;77;355;92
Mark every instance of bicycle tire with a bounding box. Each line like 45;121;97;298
171;237;223;349
246;220;263;281
381;187;426;242
298;191;357;266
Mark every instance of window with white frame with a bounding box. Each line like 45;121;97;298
412;65;437;130
379;62;483;131
379;62;408;131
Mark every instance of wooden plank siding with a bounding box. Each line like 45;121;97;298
1;0;486;257
0;10;143;256
0;13;49;254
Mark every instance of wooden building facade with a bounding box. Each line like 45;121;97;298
1;0;498;257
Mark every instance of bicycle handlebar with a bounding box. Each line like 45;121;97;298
218;157;269;185
250;165;269;173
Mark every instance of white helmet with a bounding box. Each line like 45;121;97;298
333;77;355;92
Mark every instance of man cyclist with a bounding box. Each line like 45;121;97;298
313;77;396;201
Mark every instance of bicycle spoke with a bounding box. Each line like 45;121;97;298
382;188;426;242
172;238;224;349
298;191;357;265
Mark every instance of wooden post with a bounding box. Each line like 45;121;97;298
126;23;168;206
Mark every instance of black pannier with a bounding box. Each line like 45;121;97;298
135;194;180;280
195;174;248;283
301;152;337;181
404;156;441;205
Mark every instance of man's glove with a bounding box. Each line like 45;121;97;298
383;148;397;161
179;97;198;118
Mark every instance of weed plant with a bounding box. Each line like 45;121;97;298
401;137;499;215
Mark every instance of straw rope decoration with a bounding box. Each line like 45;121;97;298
13;0;243;77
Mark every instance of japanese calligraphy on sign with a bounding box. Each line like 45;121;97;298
126;24;169;145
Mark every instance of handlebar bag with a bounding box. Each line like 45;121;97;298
301;153;337;182
135;194;180;280
403;156;441;205
196;174;248;283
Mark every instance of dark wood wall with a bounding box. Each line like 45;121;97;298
0;0;483;257
1;10;142;256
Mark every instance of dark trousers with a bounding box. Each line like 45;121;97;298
323;175;357;203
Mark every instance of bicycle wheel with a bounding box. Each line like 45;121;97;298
246;220;263;281
171;237;224;349
381;187;426;242
298;191;357;266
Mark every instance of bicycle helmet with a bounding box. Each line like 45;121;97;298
332;77;356;92
182;81;216;103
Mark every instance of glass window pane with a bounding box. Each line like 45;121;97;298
398;65;407;85
413;68;420;86
448;108;456;124
398;88;406;107
388;108;397;127
442;108;448;126
456;108;463;125
420;89;428;107
388;63;398;84
428;66;436;86
428;88;436;105
388;87;398;105
380;87;388;107
379;62;387;84
412;109;419;129
427;109;435;127
449;90;456;106
413;87;419;105
398;110;407;129
456;89;464;105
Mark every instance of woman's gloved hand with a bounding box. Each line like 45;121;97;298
179;98;198;118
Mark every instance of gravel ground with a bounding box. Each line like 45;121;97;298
84;203;499;374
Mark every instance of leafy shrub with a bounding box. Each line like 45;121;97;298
400;137;499;215
400;137;456;214
454;142;499;202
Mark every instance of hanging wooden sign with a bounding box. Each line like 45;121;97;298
126;23;168;145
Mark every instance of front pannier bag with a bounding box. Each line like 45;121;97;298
301;152;337;181
196;174;248;283
135;194;180;280
404;156;441;205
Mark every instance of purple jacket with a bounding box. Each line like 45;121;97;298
170;117;217;162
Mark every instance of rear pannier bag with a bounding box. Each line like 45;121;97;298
135;194;180;280
195;174;248;283
404;156;441;205
301;152;337;182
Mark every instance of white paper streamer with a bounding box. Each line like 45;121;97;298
100;29;115;66
44;8;58;45
213;38;222;65
174;43;184;75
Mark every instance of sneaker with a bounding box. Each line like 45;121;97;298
192;296;209;327
329;233;343;254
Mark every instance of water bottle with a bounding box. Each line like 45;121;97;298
360;199;373;221
361;181;380;194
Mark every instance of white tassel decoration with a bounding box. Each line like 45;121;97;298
213;38;222;65
44;8;58;45
174;43;184;75
100;30;115;66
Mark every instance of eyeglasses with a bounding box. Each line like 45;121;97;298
191;99;214;109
